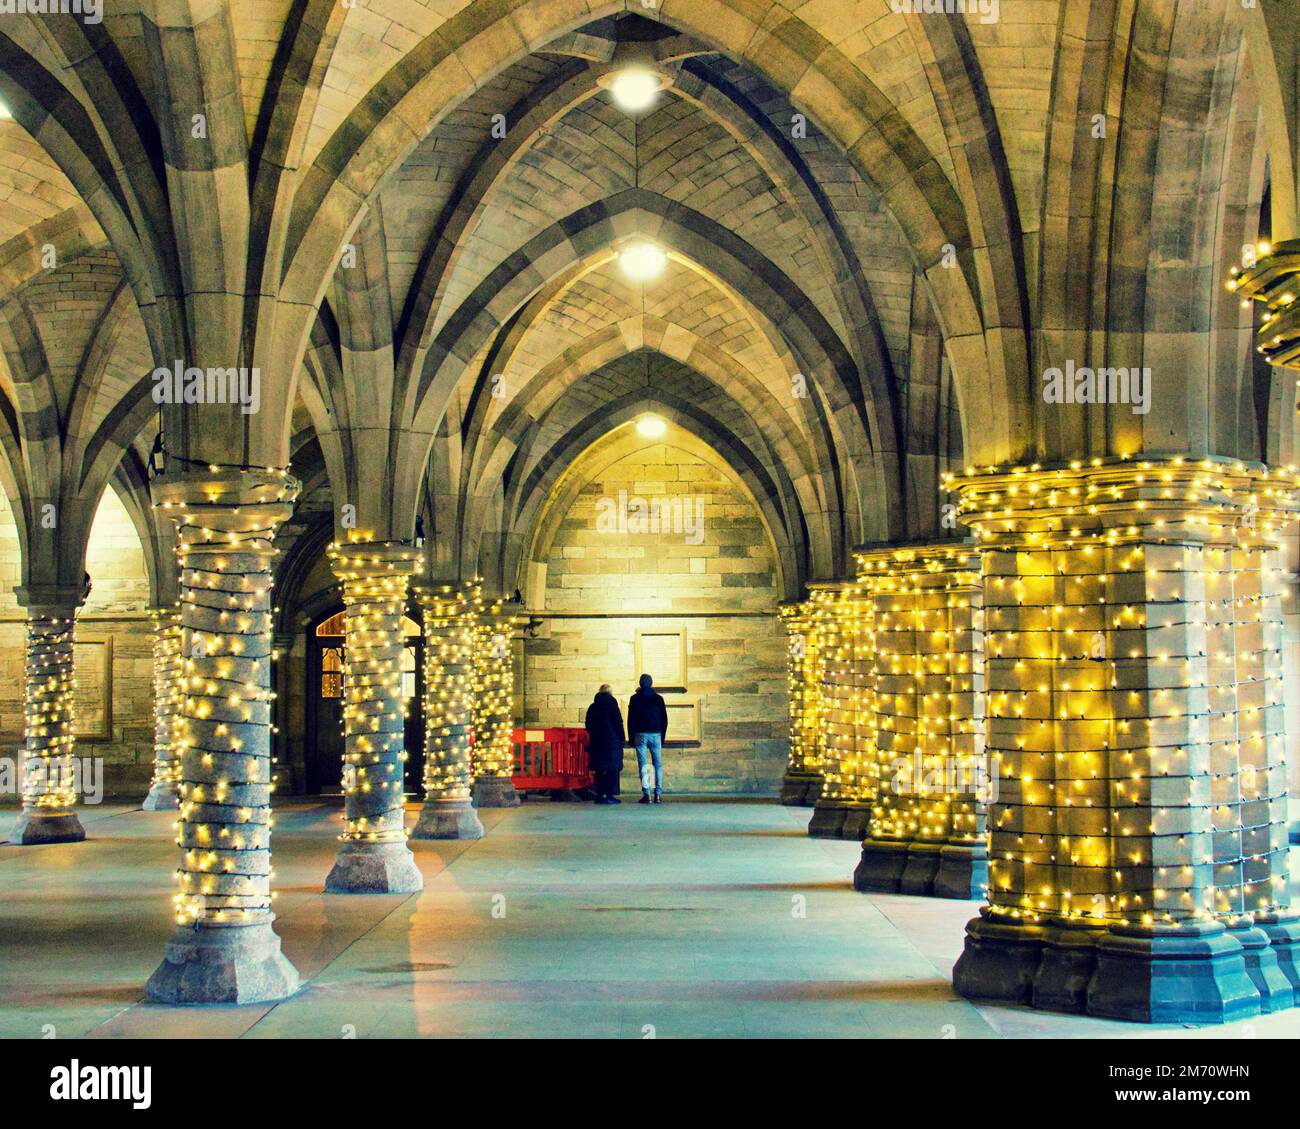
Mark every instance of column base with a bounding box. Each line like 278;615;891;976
807;802;849;838
325;840;424;894
411;799;485;840
779;771;822;806
12;810;85;845
1087;921;1261;1024
145;921;300;1005
853;839;909;892
1031;919;1107;1014
472;776;520;808
1254;912;1300;1008
141;782;181;812
932;843;987;900
952;910;1045;1005
840;807;870;841
1226;922;1294;1015
899;842;943;895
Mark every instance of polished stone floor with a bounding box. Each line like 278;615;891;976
0;799;1296;1039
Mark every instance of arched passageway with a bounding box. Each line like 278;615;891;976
0;1;1295;1038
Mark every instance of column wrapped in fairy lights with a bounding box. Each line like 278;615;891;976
143;605;183;811
807;581;876;839
470;594;522;809
13;601;85;844
324;538;423;893
949;456;1300;1022
778;599;824;806
411;580;484;839
854;543;986;898
145;468;300;1005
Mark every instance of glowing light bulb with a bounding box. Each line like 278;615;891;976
608;67;662;112
635;414;667;439
618;241;667;282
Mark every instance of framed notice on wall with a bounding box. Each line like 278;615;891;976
73;638;112;742
635;628;687;691
664;699;700;744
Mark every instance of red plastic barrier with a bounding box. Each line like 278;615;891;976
511;727;593;790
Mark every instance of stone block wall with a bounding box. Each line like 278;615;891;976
0;487;154;802
523;441;787;793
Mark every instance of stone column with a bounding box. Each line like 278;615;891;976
412;581;484;839
778;600;823;806
324;540;424;893
143;605;183;811
854;542;987;899
145;469;301;1005
949;457;1298;1022
807;581;876;839
12;587;86;845
470;597;521;808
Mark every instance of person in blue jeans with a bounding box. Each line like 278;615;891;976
627;673;668;804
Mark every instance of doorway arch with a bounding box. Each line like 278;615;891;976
305;608;426;796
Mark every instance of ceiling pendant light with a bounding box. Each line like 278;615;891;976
604;66;666;113
619;242;668;282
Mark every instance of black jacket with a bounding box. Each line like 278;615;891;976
584;692;625;771
627;687;668;739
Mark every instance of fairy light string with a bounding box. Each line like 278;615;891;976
417;580;479;809
154;467;298;928
21;606;79;822
327;536;422;851
144;605;184;808
471;594;525;788
947;454;1297;928
857;544;986;855
778;599;825;800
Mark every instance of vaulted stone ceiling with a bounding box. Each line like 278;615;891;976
0;1;1292;605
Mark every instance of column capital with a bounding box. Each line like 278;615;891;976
152;466;300;533
948;455;1299;549
328;538;423;583
1230;237;1300;368
14;584;88;613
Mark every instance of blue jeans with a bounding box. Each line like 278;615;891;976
633;732;663;791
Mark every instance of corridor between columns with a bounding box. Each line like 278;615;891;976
5;798;1294;1039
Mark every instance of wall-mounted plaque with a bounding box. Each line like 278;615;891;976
664;699;700;744
73;637;112;741
635;628;687;691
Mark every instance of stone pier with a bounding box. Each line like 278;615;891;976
470;597;521;809
412;581;485;840
324;540;423;894
142;605;183;812
778;600;824;806
145;469;301;1005
12;586;87;845
949;458;1299;1021
853;542;986;899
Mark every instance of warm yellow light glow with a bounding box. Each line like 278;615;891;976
619;241;668;282
608;67;663;112
635;414;668;439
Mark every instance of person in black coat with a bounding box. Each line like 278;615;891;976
584;684;625;804
627;673;668;804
